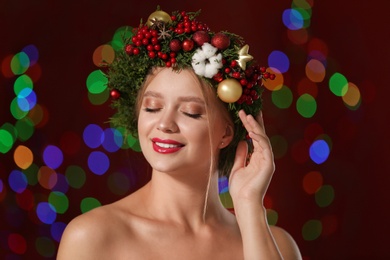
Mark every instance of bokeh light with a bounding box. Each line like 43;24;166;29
296;93;317;118
8;170;28;194
271;85;293;109
88;151;110;175
342;82;361;110
102;128;123;152
302;219;322;241
43;145;64;170
11;52;30;75
309;139;330;164
302;171;323;194
83;124;104;149
35;237;56;258
65;165;86;189
329;72;348;97
80;197;102;213
305;59;326;83
315;185;335;207
48;191;69;214
282;9;304;30
13;145;34;169
36;202;57;224
268;51;290;73
8;233;27;255
38;166;58;189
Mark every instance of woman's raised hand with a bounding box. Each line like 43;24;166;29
229;110;275;207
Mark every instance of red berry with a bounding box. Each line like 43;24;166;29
263;72;270;79
182;39;194;52
147;45;154;51
260;67;266;73
230;60;238;68
148;51;156;58
240;79;248;86
224;67;231;74
171;57;176;64
161;53;168;60
142;38;149;45
133;48;140;55
151;37;159;45
171;16;177;21
154;44;161;51
166;61;172;67
125;44;134;55
269;74;276;80
110;89;120;99
232;72;241;78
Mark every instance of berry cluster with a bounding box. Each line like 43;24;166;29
125;10;212;68
211;61;275;105
125;26;178;67
171;11;209;34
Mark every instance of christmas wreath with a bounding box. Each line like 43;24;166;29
104;7;274;150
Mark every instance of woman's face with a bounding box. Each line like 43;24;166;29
137;68;228;175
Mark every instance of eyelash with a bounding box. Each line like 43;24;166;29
144;108;202;119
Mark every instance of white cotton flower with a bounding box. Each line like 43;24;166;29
191;43;223;78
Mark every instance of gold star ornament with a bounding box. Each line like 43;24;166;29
236;44;253;70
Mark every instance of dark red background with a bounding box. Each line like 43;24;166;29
1;0;389;259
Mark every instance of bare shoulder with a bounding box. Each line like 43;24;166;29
57;203;129;259
269;225;302;260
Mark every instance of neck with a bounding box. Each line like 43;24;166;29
141;168;227;229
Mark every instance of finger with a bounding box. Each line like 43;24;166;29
231;140;248;173
239;110;266;137
255;111;266;134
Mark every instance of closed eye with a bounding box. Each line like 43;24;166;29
144;108;161;113
183;112;202;119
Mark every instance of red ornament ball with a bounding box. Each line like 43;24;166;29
192;31;210;46
182;39;194;52
211;32;230;50
169;39;182;52
110;89;121;99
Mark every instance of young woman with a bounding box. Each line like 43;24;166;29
57;9;301;259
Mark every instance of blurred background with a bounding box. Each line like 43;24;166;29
1;0;389;259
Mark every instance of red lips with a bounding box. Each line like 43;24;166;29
151;138;184;154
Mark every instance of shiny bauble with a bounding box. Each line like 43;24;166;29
146;10;172;27
211;32;230;50
169;39;182;52
217;79;243;103
182;39;194;52
192;31;210;46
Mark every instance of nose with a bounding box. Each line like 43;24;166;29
157;110;179;133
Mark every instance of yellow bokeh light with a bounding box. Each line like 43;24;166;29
38;166;58;189
342;82;361;108
14;145;34;169
93;44;115;67
305;59;325;83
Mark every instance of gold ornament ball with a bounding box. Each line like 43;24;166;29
147;11;172;26
217;79;243;103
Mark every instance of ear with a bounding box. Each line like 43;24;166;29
219;124;234;149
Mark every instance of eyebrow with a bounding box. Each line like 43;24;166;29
143;90;205;105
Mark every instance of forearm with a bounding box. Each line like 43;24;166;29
234;201;283;260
